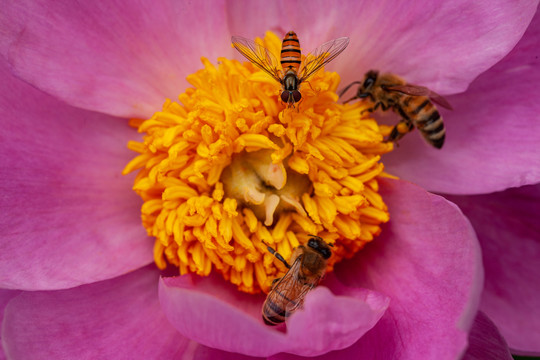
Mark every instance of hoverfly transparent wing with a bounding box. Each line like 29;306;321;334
298;37;350;82
231;36;283;83
384;84;453;110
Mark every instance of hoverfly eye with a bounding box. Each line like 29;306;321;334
281;91;290;103
292;90;302;103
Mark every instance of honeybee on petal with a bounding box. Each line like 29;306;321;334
261;235;333;326
340;70;453;149
232;31;349;108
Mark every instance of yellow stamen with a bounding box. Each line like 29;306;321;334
123;31;393;293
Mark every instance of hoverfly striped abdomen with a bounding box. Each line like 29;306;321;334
280;31;302;74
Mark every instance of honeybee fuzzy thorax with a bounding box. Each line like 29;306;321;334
301;249;327;275
378;73;406;87
376;73;407;106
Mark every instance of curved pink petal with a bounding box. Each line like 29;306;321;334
447;184;540;355
0;290;20;360
159;272;389;357
382;8;540;194
462;312;512;360
284;311;512;360
183;342;263;360
2;266;188;359
226;0;538;95
330;179;484;359
0;0;234;118
0;60;152;290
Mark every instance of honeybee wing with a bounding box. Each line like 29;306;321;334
266;256;308;314
384;84;453;110
299;37;350;82
284;275;322;314
231;36;283;83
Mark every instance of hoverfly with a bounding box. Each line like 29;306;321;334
261;235;332;325
232;31;349;108
341;70;453;149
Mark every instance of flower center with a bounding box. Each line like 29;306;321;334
123;31;394;294
221;149;311;227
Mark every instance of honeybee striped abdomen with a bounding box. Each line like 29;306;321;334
262;272;305;325
394;94;445;148
412;100;445;149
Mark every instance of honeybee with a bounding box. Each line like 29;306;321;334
262;235;333;326
340;70;453;149
232;31;349;108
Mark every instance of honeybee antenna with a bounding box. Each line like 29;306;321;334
339;81;363;98
262;240;291;269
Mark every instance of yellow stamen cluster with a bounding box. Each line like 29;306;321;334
123;31;393;293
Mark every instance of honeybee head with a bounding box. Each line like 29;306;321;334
340;70;380;104
307;235;332;259
357;70;379;98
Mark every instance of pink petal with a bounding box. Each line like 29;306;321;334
462;312;513;360
269;312;512;360
227;0;538;94
382;8;540;194
183;342;264;360
331;179;484;359
2;266;188;360
0;0;234;118
159;272;389;357
447;184;540;355
0;290;21;360
0;60;152;290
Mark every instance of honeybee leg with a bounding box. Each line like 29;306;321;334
262;241;291;269
387;119;414;145
360;101;386;115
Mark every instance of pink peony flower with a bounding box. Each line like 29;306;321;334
1;1;539;359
